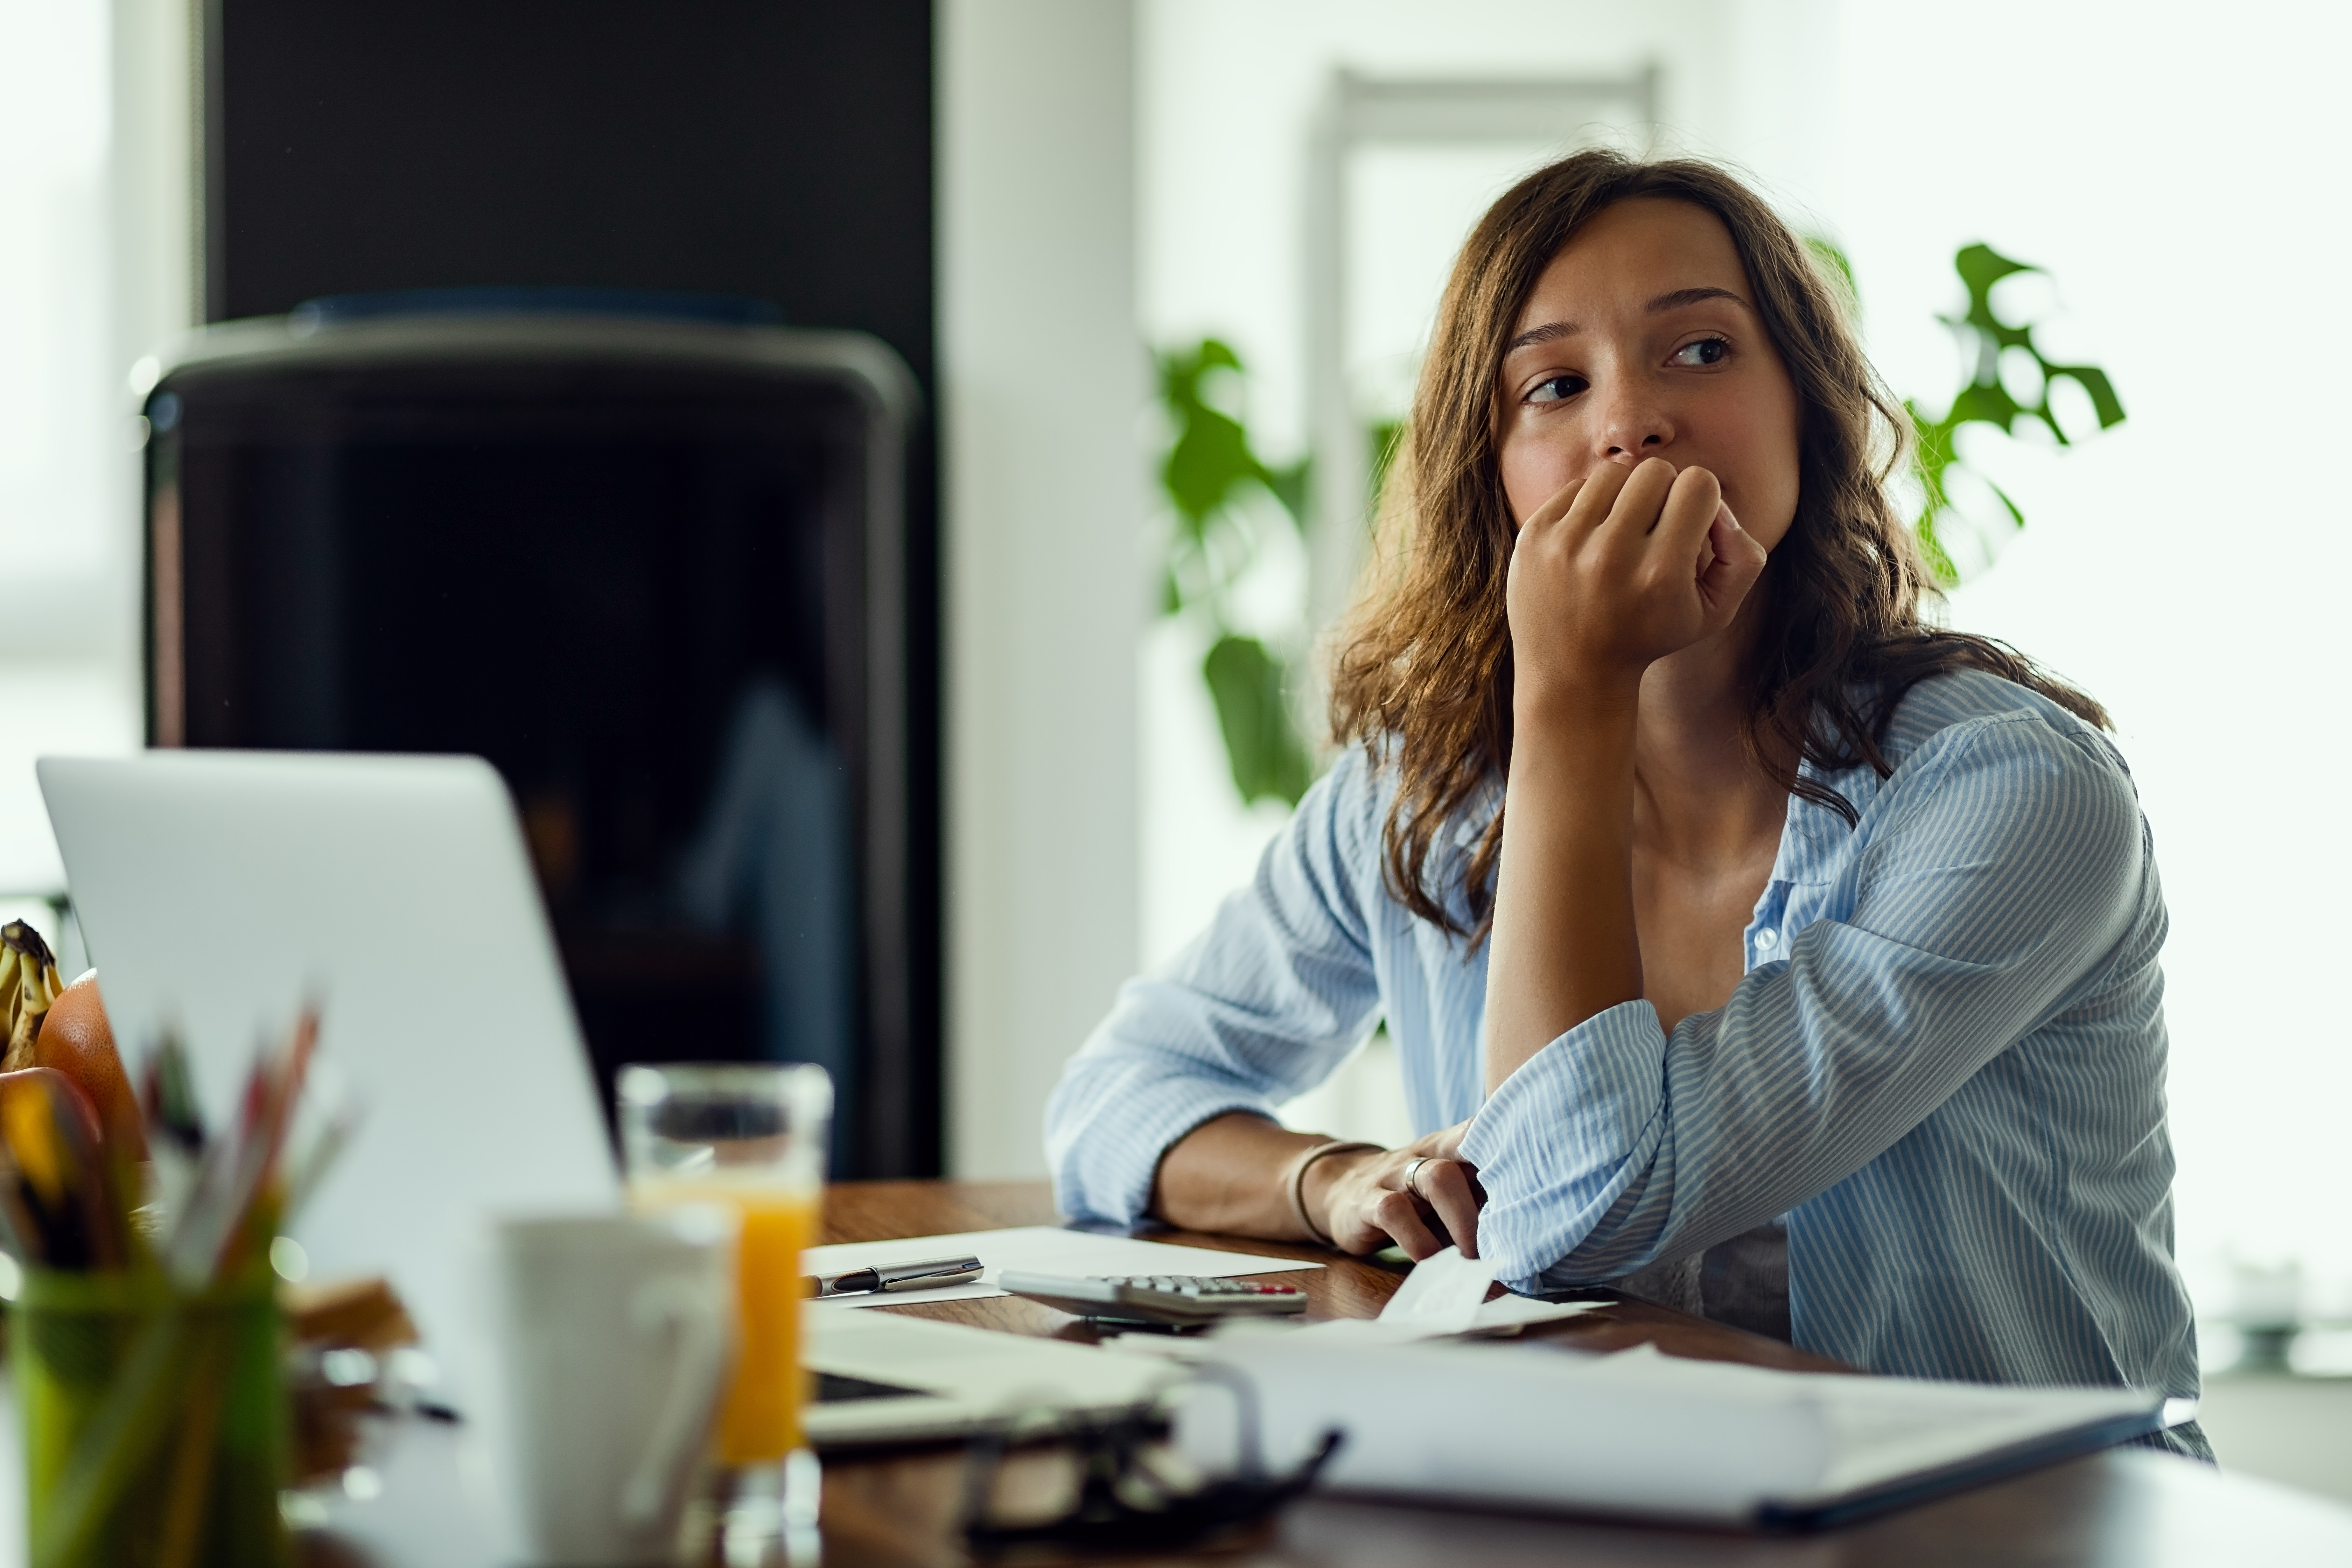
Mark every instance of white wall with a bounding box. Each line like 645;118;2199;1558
111;0;195;404
939;0;1145;1179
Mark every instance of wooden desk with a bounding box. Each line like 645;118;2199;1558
816;1181;2352;1567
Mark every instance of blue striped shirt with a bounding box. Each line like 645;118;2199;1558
1046;671;2204;1451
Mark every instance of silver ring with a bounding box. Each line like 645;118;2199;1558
1403;1156;1432;1198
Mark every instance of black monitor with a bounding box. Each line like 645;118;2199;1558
140;304;922;1175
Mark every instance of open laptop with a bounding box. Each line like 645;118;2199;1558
38;751;620;1408
38;748;1158;1444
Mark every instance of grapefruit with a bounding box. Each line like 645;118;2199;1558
35;972;146;1159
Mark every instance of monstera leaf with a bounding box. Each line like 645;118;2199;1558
1154;338;1316;807
1157;339;1308;541
1203;634;1311;807
1909;243;2125;583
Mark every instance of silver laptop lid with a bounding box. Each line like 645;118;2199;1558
37;750;619;1396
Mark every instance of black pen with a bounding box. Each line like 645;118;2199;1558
804;1253;983;1298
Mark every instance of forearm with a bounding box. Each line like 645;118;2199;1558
1483;684;1644;1091
1149;1111;1368;1239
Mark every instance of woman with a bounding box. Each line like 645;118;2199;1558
1047;150;2202;1451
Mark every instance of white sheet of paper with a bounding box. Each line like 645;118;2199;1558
1378;1245;1493;1332
1288;1247;1606;1344
1465;1293;1605;1333
1105;1289;1607;1363
804;1226;1324;1307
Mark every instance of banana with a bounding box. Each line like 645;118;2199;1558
0;921;64;1071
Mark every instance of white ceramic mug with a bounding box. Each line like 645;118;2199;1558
489;1207;737;1566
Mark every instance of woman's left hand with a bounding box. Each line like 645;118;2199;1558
1307;1120;1483;1260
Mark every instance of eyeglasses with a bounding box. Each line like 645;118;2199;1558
959;1366;1341;1555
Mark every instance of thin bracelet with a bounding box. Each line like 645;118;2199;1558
1284;1139;1381;1244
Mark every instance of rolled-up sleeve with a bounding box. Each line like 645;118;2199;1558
1460;711;2152;1291
1046;748;1386;1225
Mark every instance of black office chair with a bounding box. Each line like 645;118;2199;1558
139;293;921;1175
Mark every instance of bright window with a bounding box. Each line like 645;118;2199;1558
0;0;142;895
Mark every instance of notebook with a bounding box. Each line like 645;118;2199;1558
1175;1331;2183;1528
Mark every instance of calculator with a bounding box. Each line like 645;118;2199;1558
997;1271;1310;1326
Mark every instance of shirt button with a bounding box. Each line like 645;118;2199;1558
1755;928;1778;950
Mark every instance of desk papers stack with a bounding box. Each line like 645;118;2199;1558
1177;1332;2177;1528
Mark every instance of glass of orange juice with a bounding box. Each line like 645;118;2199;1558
617;1061;830;1557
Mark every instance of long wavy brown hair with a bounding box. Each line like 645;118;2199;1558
1328;149;2107;940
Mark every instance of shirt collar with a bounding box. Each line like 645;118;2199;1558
1770;750;1883;887
1424;737;1883;890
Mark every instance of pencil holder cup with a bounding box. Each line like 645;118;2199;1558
11;1267;290;1568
